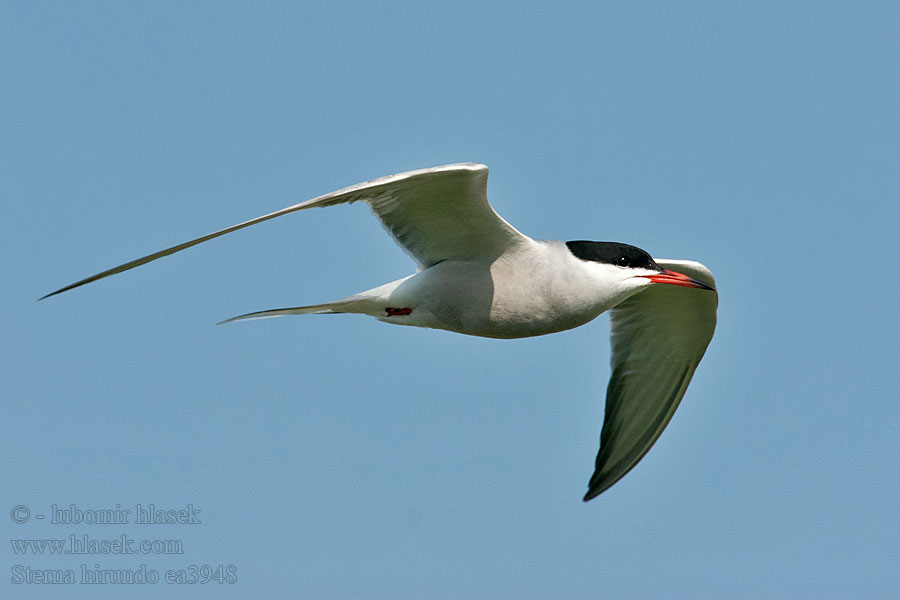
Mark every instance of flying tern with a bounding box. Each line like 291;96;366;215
42;162;717;500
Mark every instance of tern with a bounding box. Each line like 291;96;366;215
42;163;717;501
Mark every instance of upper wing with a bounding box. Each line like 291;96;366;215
584;259;717;501
360;163;528;267
40;163;528;299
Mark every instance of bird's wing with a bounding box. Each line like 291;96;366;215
41;162;528;299
584;259;717;501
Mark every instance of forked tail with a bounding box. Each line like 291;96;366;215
217;298;371;325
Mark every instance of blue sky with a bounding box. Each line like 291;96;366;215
4;1;899;598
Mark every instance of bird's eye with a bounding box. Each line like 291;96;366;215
616;256;630;268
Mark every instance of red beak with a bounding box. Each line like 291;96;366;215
640;269;716;291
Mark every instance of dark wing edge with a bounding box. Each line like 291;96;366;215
584;260;717;501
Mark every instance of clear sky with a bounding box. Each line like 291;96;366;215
4;2;899;598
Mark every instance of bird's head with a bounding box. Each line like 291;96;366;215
565;240;715;300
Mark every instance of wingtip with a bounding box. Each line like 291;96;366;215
215;312;268;325
583;470;624;502
38;288;65;301
38;275;108;301
582;485;603;502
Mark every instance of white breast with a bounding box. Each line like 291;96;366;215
386;240;632;339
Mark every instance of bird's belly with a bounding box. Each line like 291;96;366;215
428;279;604;339
398;303;595;339
379;259;608;339
480;297;602;338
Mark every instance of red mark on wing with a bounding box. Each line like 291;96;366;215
385;307;412;317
